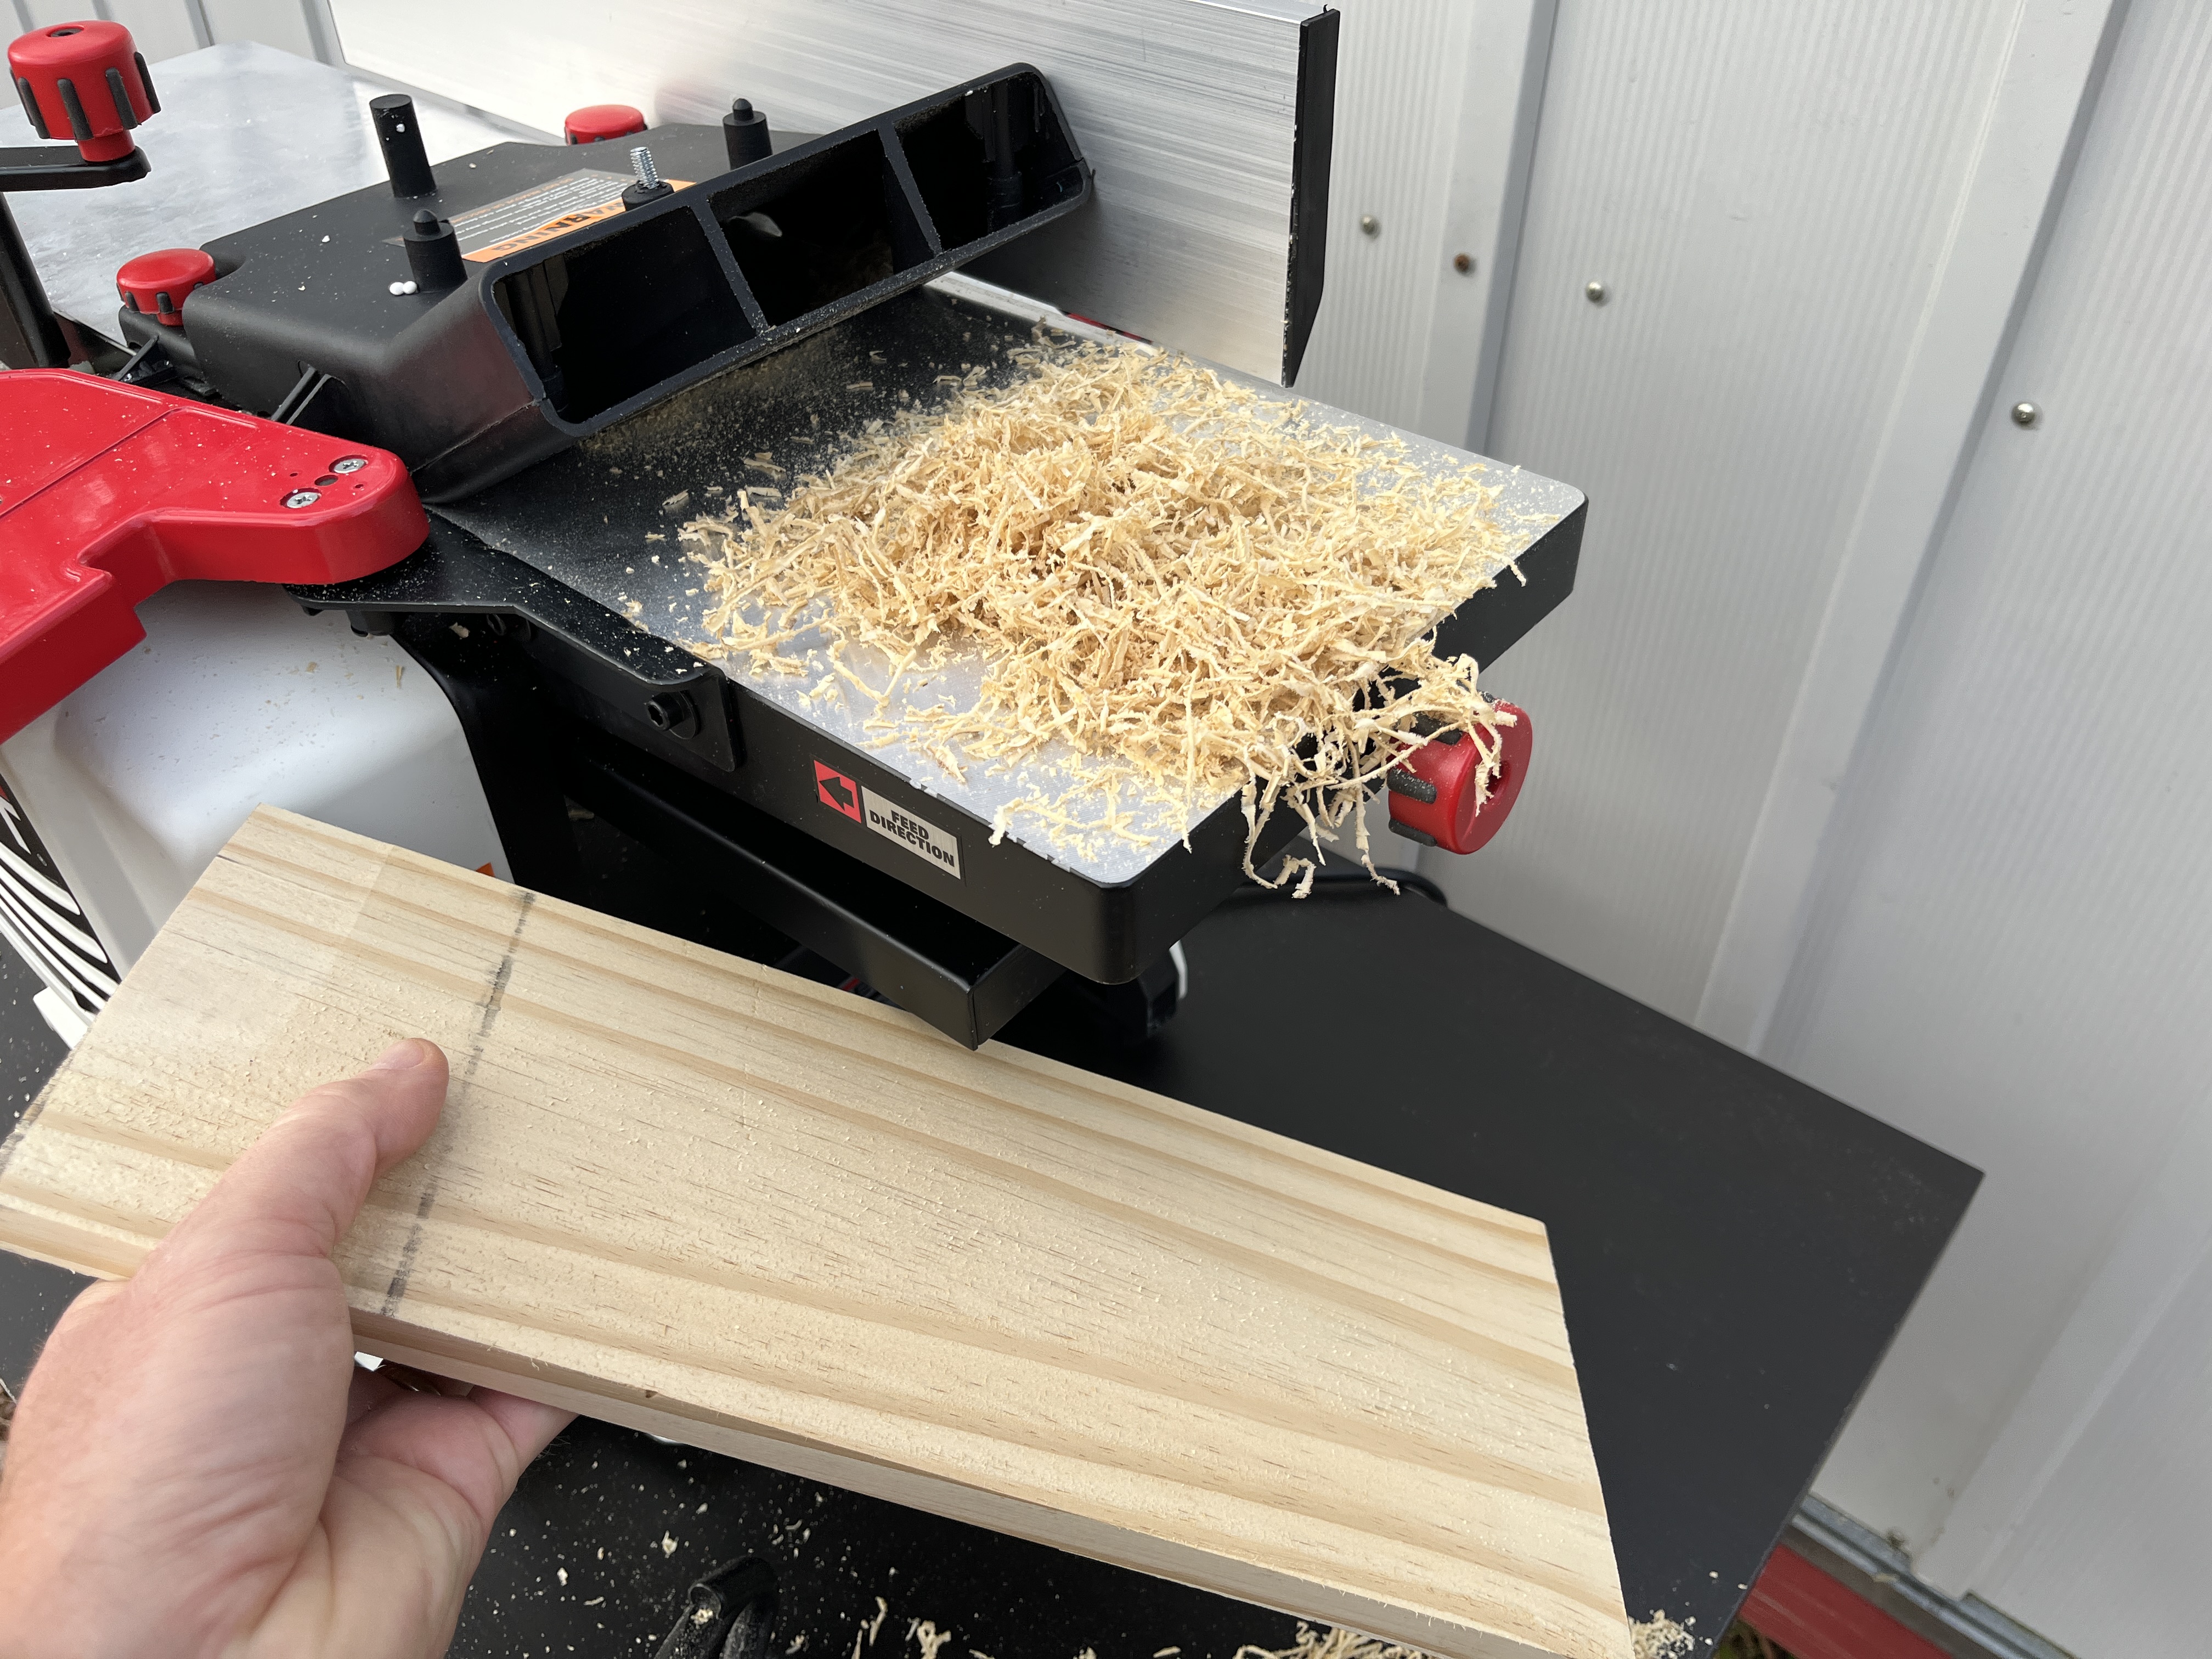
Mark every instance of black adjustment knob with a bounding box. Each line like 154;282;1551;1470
403;207;466;289
723;97;770;168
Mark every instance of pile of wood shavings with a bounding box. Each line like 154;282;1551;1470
1629;1612;1697;1659
684;340;1526;885
1235;1624;1430;1659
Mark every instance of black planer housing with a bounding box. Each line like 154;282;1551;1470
92;59;1581;1051
122;65;1087;499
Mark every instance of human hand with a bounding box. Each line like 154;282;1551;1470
0;1038;573;1658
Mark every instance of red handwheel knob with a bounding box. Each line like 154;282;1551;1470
565;104;646;145
9;20;157;163
116;247;216;326
1385;702;1533;855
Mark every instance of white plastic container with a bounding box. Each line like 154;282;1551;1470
0;581;505;1045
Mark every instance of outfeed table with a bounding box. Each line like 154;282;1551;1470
0;854;1976;1659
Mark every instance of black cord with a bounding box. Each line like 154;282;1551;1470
1226;864;1448;907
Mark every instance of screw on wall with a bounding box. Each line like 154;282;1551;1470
1359;214;1380;237
1453;252;1475;275
2011;402;2040;427
1585;280;1609;305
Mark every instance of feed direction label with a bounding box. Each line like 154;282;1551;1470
862;788;962;880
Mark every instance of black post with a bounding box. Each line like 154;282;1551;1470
370;94;438;198
0;195;70;368
723;98;771;168
404;208;466;289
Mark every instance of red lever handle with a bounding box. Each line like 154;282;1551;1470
0;370;428;743
8;20;157;164
1385;702;1532;855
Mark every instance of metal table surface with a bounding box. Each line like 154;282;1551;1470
0;857;1977;1659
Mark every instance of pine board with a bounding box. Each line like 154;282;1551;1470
0;808;1628;1659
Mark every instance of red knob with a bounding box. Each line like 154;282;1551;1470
565;104;646;145
116;247;216;326
1385;702;1533;855
9;20;157;163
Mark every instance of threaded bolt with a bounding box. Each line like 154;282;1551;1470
629;145;661;189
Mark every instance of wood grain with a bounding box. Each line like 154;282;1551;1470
0;808;1627;1659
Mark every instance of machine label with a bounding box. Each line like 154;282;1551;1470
861;788;962;880
447;169;693;264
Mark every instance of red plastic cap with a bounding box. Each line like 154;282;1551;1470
116;247;216;326
1386;702;1533;855
9;20;155;163
565;103;646;145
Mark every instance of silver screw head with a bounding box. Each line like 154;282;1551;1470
1585;279;1609;304
330;456;368;473
1359;213;1380;237
2012;401;2040;427
284;489;321;509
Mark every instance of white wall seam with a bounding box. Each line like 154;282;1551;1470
1409;0;1560;453
1765;0;2212;1624
1694;0;2131;1054
1430;0;2029;1020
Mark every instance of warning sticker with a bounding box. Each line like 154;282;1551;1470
446;168;691;264
862;788;962;880
815;760;863;822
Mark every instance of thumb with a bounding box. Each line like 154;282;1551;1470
146;1039;450;1282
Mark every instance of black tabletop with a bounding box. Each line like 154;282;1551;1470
0;879;1976;1659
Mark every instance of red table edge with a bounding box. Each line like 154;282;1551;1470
1741;1544;1955;1659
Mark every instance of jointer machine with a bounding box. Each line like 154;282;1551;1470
0;15;1587;1052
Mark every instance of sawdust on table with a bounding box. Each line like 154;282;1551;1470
684;338;1529;887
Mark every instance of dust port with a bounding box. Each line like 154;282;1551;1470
494;207;754;423
895;74;1084;250
712;130;932;325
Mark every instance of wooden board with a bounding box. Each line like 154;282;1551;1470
0;808;1628;1659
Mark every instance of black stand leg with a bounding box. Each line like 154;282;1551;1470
0;195;69;369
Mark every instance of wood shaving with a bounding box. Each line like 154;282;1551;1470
1630;1612;1697;1659
1235;1623;1429;1659
687;341;1522;881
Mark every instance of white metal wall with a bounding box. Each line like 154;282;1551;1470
1294;1;1476;431
8;0;332;64
1437;0;2030;1020
1763;0;2212;1645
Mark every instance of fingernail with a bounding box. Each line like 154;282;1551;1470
371;1037;433;1071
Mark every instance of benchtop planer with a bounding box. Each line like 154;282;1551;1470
1;19;1584;1049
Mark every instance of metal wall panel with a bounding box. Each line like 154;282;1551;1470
324;0;1319;382
201;0;314;60
1426;0;2024;1020
1292;0;1471;430
100;0;208;62
1763;0;2212;1613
